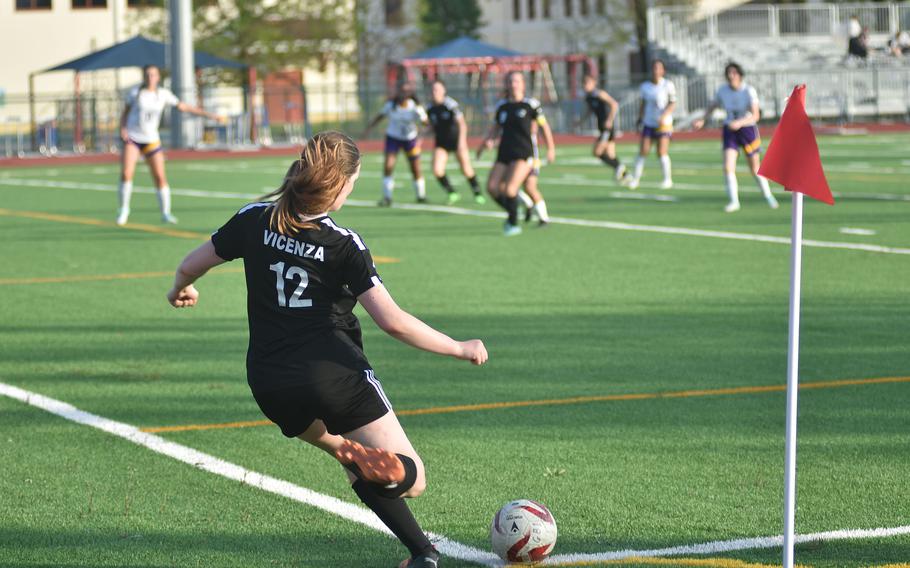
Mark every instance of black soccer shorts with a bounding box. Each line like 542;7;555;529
250;369;391;437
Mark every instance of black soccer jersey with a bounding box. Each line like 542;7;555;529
427;96;462;144
494;97;542;161
585;89;610;130
211;203;382;391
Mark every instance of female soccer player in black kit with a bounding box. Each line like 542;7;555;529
166;131;487;568
581;74;627;182
426;80;485;205
478;71;555;236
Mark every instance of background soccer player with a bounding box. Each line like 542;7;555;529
117;64;224;226
693;62;779;213
363;83;429;206
426;80;485;205
625;59;676;190
166;131;487;568
478;72;555;236
581;74;627;182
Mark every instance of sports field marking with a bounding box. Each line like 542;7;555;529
139;376;910;434
549;556;792;567
0;206;400;264
0;207;205;239
543;526;910;566
0;382;497;566
0;266;245;286
0;383;910;568
2;381;909;567
2;178;909;255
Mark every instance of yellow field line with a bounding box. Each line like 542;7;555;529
139;375;910;434
548;556;802;567
0;207;399;273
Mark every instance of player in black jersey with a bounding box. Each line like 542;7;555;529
166;132;487;568
426;80;485;205
581;74;627;182
478;72;556;236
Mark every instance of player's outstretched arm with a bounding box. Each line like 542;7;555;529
358;284;488;365
176;102;226;123
167;240;227;308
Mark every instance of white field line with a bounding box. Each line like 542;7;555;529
0;382;498;566
3;381;909;566
166;162;910;201
543;525;910;565
2;177;909;256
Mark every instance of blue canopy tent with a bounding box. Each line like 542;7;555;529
29;35;247;151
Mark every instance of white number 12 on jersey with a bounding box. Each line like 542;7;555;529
269;261;312;308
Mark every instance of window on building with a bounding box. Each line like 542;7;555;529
127;0;162;6
580;0;589;16
595;0;606;15
16;0;52;9
542;0;551;18
527;0;536;20
385;0;404;27
512;0;521;20
564;0;573;18
72;0;107;7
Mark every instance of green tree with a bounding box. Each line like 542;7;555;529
134;0;356;74
418;0;484;46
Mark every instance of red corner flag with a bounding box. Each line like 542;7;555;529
759;85;834;205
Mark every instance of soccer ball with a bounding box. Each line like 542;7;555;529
490;499;557;564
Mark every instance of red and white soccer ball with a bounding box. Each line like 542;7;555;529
490;499;558;564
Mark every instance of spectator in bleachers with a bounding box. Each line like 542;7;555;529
847;15;867;59
888;30;910;57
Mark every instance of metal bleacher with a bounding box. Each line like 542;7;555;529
648;3;910;121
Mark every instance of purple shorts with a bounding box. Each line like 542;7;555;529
641;125;672;140
723;124;761;155
128;138;163;157
384;135;420;160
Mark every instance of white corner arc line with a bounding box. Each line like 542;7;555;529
542;525;910;564
1;178;909;255
2;382;909;566
0;382;498;567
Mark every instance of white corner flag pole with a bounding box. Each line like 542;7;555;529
783;190;804;568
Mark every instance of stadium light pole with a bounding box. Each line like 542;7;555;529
169;0;196;149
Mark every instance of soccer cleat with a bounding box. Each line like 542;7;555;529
334;439;405;486
116;208;129;226
503;222;523;237
473;193;486;205
446;192;462;205
399;551;440;568
162;213;178;224
377;197;393;207
416;196;428;204
724;201;741;213
767;195;780;209
614;164;628;182
536;220;549;228
624;177;640;190
660;179;674;190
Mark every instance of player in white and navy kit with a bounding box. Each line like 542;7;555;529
581;74;627;182
626;59;676;190
426;80;484;205
166;132;487;568
116;64;223;226
363;83;429;206
693;62;779;212
478;72;556;236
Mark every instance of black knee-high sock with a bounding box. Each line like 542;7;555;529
467;175;480;194
493;194;509;211
436;174;455;193
352;480;433;557
600;154;620;169
506;195;519;226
